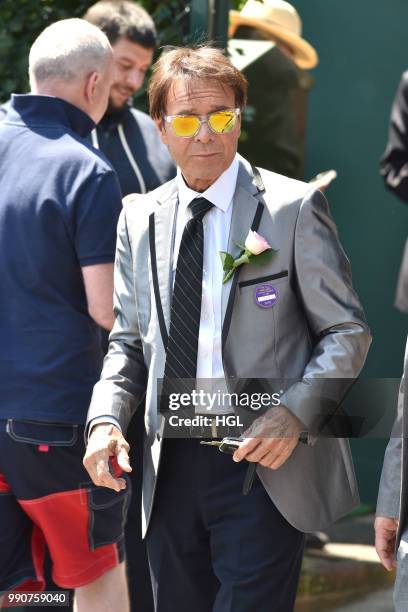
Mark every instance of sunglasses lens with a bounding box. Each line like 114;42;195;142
171;115;200;137
208;111;237;133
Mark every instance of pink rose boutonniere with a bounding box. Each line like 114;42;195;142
219;230;276;284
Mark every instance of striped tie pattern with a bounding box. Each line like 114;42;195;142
160;197;214;410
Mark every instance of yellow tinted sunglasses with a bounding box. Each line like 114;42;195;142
164;108;241;138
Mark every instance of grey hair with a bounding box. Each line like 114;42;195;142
29;18;112;87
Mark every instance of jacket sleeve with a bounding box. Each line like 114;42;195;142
280;188;372;433
376;339;407;518
86;207;148;435
376;376;403;518
380;72;408;203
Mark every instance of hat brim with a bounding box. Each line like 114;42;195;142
229;10;318;70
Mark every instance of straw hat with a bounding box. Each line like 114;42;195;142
229;0;318;70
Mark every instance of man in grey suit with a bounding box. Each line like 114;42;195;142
83;46;371;611
375;338;408;610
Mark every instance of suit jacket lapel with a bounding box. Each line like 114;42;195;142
151;181;178;345
221;161;265;329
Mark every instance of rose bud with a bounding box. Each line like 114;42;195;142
244;230;271;255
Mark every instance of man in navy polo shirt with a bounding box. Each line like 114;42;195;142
0;19;128;612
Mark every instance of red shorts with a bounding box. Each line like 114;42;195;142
0;419;130;595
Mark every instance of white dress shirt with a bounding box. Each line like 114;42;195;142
174;156;239;413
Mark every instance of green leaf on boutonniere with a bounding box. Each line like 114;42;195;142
234;241;246;251
248;248;276;266
219;251;234;272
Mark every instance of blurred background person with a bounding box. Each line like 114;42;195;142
380;71;408;315
375;337;407;611
229;0;318;180
84;0;175;197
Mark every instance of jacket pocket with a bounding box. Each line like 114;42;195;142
238;270;288;288
6;419;78;446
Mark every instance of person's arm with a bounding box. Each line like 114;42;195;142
234;188;372;469
279;188;372;431
380;72;408;203
72;168;121;332
375;426;401;571
82;262;114;330
83;208;148;490
374;516;398;571
375;358;406;570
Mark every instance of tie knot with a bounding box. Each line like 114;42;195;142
189;197;214;220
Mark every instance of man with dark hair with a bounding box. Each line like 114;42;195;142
84;0;157;48
84;0;175;196
83;45;371;611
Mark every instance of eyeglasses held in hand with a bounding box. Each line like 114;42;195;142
164;108;241;138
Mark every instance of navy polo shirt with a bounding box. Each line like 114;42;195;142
0;95;122;424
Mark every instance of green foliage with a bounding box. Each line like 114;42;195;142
0;0;190;102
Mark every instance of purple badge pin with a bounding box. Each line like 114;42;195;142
254;284;278;309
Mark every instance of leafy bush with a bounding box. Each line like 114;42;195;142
0;0;190;102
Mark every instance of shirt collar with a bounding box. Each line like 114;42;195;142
8;94;95;138
177;156;239;215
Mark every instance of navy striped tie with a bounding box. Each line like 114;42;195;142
161;197;214;409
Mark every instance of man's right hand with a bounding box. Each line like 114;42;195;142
374;515;399;571
83;423;132;492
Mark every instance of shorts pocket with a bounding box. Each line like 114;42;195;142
6;419;78;446
88;482;131;550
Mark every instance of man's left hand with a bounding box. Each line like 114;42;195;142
233;405;304;470
374;516;398;571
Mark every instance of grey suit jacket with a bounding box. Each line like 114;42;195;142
377;338;408;547
87;156;371;535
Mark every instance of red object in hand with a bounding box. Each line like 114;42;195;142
38;444;49;452
109;455;123;478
